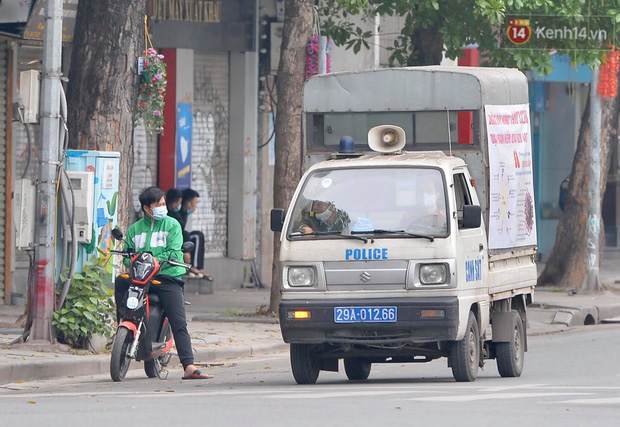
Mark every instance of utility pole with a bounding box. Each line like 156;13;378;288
31;0;63;341
584;68;602;293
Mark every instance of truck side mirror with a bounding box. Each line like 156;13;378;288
271;209;285;232
462;205;482;229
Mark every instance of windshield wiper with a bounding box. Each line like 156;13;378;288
288;230;370;243
352;229;435;242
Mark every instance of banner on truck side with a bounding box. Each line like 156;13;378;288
485;104;537;250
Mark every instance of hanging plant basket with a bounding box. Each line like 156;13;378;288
136;48;167;135
306;35;332;80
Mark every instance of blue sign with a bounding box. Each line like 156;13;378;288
465;259;482;282
532;54;591;83
176;103;192;189
345;248;388;260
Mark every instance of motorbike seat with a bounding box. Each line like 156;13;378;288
153;275;185;286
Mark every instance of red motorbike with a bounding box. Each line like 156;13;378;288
109;229;194;382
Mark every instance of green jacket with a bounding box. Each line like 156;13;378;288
123;215;186;278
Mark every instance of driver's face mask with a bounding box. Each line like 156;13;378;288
315;206;333;222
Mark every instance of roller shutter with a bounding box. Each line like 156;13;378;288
192;52;229;258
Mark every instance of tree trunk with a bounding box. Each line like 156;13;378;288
66;0;145;232
538;92;620;288
269;0;315;312
408;22;444;66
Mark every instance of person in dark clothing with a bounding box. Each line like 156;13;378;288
114;186;210;379
166;188;183;216
167;188;212;280
168;188;199;233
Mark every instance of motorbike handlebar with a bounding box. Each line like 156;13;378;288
109;249;132;257
164;259;193;270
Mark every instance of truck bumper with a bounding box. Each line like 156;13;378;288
279;297;459;345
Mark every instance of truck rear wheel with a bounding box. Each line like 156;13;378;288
496;310;525;377
450;311;480;382
344;358;371;380
290;344;320;384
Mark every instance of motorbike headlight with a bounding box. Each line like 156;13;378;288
132;259;154;281
126;296;139;310
288;267;316;287
419;263;448;285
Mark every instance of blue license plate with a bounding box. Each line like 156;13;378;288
334;306;397;323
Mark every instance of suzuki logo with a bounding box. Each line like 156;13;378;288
360;271;371;283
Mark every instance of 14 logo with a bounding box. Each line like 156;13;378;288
507;19;531;45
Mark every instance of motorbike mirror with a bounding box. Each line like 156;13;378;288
181;242;195;253
112;229;124;241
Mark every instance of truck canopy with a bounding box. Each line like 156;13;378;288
303;66;528;114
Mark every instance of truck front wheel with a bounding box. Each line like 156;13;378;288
344;358;371;380
290;344;320;384
496;310;525;377
450;311;480;382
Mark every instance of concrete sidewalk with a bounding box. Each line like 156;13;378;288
1;281;620;386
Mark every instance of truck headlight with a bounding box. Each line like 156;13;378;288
419;263;448;285
288;267;316;287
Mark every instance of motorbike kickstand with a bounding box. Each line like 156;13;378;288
155;360;168;380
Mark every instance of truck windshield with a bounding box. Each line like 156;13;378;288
288;167;448;239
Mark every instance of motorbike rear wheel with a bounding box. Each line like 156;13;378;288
144;359;161;378
110;327;133;382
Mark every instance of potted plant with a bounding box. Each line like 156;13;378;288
53;256;115;351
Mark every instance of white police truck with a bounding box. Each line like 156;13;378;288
271;66;538;384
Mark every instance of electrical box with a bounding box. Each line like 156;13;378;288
19;70;40;123
14;179;37;250
64;170;95;243
60;150;120;275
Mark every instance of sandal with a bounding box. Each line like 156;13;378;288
182;369;212;380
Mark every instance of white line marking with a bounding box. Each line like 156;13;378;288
264;390;442;399
553;397;620;405
405;392;593;402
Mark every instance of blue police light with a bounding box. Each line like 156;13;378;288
339;136;355;153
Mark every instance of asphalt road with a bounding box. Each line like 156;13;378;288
1;324;619;427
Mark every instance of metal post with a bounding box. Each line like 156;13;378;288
584;68;602;293
318;36;327;74
31;0;63;341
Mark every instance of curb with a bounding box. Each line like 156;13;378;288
530;303;620;327
0;340;288;386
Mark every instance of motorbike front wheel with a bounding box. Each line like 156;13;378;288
110;327;134;382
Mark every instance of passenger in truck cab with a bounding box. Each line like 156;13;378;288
296;200;350;234
400;179;447;234
417;180;447;232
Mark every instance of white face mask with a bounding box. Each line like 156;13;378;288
152;206;168;221
315;208;332;222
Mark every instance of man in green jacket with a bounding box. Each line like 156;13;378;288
114;187;210;379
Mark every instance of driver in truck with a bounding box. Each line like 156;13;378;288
296;200;350;234
113;186;211;380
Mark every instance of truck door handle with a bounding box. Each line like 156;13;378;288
479;244;484;251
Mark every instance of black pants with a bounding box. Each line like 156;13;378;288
114;275;194;370
188;230;205;269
